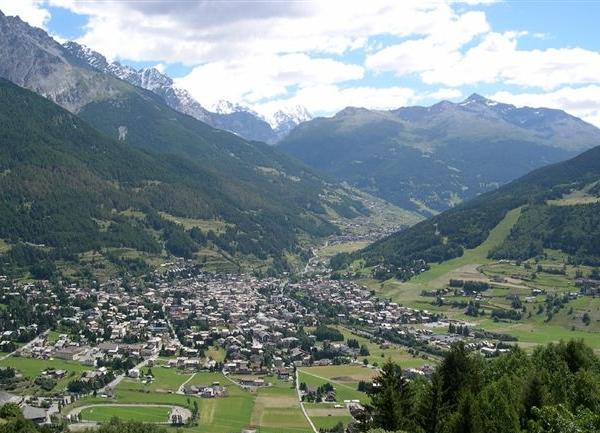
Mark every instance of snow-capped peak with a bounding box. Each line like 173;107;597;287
261;105;312;129
212;100;256;116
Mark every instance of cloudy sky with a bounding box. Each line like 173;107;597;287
2;0;600;125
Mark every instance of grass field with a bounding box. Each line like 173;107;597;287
205;346;226;362
310;413;353;431
80;369;256;433
319;241;371;258
407;207;522;287
250;378;310;433
0;355;91;394
159;212;232;234
299;367;368;403
124;365;193;393
335;326;438;367
196;392;255;433
79;405;171;423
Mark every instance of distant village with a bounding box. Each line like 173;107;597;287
0;263;526;427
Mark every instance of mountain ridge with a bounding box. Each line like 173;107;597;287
62;40;311;143
333;141;600;280
279;93;600;215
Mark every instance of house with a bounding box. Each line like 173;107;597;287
21;405;48;424
127;368;140;378
0;391;22;406
238;378;265;387
277;368;291;381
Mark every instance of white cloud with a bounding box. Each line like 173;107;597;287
0;0;49;28
153;63;167;74
49;1;478;64
6;0;599;120
368;30;600;91
176;54;364;108
490;86;600;127
425;88;463;101
254;84;417;117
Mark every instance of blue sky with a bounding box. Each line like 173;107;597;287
2;1;600;124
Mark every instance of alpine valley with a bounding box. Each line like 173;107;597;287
3;5;600;433
279;95;600;214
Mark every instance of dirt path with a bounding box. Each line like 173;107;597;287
296;370;318;433
177;372;196;394
299;369;363;391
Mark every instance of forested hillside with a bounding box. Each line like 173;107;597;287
333;144;600;280
280;95;600;215
0;79;365;278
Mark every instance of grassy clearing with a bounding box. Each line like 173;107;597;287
298;368;367;403
319;241;371;258
79;405;170;423
122;365;192;393
0;239;10;253
311;414;353;430
410;207;522;287
205;346;226;362
249;378;310;433
336;326;438;367
195;390;254;433
159;212;231;234
105;369;255;433
0;356;91;394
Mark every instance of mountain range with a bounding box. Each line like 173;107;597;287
62;40;311;143
333;139;600;280
279;94;600;215
0;10;368;277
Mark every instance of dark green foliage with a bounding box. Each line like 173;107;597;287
364;340;600;433
314;325;344;342
0;78;364;277
337;141;600;279
367;360;416;432
491;203;600;264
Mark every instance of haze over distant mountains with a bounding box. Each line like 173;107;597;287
279;94;600;215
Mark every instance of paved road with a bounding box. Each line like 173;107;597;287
0;330;49;361
98;355;156;394
295;370;318;433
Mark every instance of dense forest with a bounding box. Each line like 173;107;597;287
490;203;600;265
361;339;600;433
333;143;600;279
0;78;367;278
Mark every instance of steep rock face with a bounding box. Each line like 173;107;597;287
280;94;600;214
62;41;311;142
0;11;125;112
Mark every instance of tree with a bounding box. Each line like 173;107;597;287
522;374;548;426
368;360;416;432
473;377;520;433
0;403;22;419
416;371;443;433
438;342;481;410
